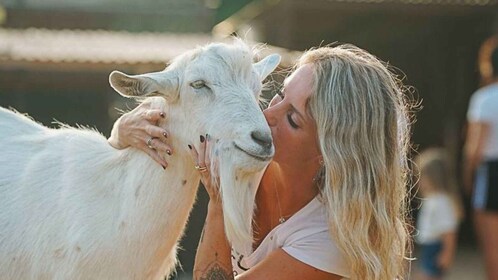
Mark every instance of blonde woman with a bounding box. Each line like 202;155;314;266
109;44;413;279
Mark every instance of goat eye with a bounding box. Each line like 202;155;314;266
190;80;207;89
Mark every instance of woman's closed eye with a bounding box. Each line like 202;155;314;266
287;112;299;129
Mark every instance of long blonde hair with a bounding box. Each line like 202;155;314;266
302;45;413;279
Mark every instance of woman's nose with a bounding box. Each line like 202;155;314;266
263;103;280;127
264;94;282;126
263;108;274;126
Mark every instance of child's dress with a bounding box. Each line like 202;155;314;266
416;193;458;277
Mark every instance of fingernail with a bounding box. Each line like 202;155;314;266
188;144;192;150
206;134;210;141
166;149;172;155
163;132;168;138
160;112;165;118
162;165;166;170
200;135;205;143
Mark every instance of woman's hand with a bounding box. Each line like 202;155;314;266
108;100;172;168
188;134;221;204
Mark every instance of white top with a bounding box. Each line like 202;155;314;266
231;196;350;279
416;193;458;244
467;83;498;160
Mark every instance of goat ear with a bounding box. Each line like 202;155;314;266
253;54;281;81
109;70;178;100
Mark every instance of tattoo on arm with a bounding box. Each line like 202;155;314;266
196;252;234;280
198;262;232;280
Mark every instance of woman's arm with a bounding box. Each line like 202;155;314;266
463;121;490;193
190;135;234;280
237;249;343;280
193;201;234;280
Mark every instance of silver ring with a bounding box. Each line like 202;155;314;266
147;137;157;149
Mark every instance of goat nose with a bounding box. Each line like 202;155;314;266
251;130;273;149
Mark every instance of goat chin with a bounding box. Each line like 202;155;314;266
215;149;268;255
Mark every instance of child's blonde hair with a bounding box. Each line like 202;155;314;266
416;148;464;221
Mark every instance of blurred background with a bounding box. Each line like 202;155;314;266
1;0;497;279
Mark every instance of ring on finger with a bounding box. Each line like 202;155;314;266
195;165;208;172
147;137;158;149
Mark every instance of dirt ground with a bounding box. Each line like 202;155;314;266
411;244;486;280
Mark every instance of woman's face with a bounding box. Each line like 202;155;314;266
263;64;321;166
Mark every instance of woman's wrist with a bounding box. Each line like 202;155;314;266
207;199;223;214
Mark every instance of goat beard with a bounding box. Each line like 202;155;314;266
214;151;266;255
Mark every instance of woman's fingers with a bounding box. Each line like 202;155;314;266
145;125;169;143
137;142;168;169
187;139;210;173
198;135;207;167
188;139;217;198
205;134;212;169
187;135;220;200
144;109;166;123
144;135;173;156
188;144;200;166
108;100;171;168
126;109;170;153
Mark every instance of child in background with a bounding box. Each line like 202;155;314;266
415;149;463;280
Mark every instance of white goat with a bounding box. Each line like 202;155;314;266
0;40;280;280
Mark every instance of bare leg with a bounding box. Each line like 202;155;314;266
480;212;498;280
474;211;485;248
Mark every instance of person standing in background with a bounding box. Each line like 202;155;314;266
464;46;498;280
415;149;462;280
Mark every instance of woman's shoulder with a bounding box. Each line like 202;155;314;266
279;196;328;236
278;198;339;252
276;198;350;277
241;195;350;277
471;84;498;104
